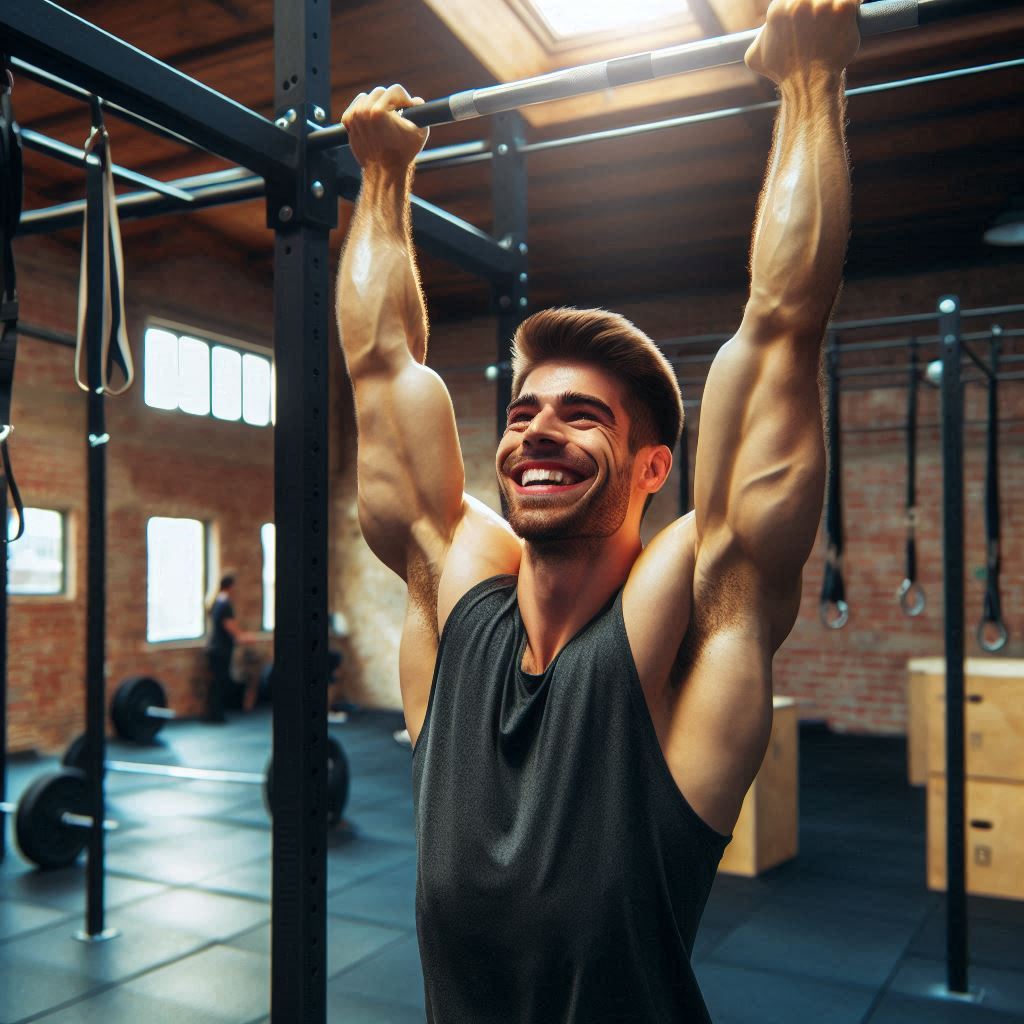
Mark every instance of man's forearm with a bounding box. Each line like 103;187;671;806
746;69;850;343
337;165;429;374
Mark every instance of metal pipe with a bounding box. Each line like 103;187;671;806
105;760;265;785
419;56;1024;171
19;175;266;234
960;342;995;379
11;57;214;156
309;1;992;151
18;322;75;347
938;294;968;995
960;303;1024;319
19;128;193;201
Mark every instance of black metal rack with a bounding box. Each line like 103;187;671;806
1;1;528;1020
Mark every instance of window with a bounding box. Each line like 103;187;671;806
526;0;686;39
261;522;275;632
6;507;66;595
147;517;206;642
144;325;272;426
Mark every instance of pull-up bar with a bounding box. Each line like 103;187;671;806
309;0;1006;152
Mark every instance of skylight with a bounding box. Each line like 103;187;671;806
528;0;688;39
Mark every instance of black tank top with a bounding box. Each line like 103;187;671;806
412;575;729;1023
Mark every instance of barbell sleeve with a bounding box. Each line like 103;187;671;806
308;0;984;152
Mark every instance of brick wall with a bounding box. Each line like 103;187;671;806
7;227;1022;753
7;236;275;753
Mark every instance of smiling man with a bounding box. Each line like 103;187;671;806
336;0;861;1019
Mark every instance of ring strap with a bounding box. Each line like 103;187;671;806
978;329;1006;649
0;66;24;543
900;339;924;614
819;334;848;627
74;111;134;398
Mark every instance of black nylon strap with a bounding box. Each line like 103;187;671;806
978;328;1007;652
820;334;848;629
899;339;925;616
1;66;24;543
74;103;134;397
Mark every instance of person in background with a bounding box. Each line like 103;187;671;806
205;572;256;723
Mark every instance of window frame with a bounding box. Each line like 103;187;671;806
145;515;210;644
6;506;70;598
144;318;273;427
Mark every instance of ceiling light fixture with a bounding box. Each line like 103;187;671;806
983;204;1024;247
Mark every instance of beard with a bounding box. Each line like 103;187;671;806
499;457;633;552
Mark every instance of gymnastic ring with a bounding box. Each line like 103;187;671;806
0;424;12;444
898;579;926;617
820;600;849;630
977;619;1008;654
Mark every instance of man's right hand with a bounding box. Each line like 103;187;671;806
341;84;429;175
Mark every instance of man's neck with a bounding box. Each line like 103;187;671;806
516;534;641;674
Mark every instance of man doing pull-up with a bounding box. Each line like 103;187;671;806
336;0;860;1019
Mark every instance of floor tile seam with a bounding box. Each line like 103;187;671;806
753;894;937;928
854;906;931;1023
102;857;274;890
8;938;223;1024
701;948;899;991
690;900;770;963
326;929;420;982
0;917;82;949
324;905;417;930
324;854;418;897
107;817;273;839
698;957;880;995
797;866;929;891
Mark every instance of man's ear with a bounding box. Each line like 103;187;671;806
637;444;673;494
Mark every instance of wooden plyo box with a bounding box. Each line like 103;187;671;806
718;697;798;877
906;658;1024;786
927;674;1024;782
927;776;1024;902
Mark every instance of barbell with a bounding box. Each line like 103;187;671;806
0;770;118;870
62;733;350;829
110;675;175;742
308;0;989;151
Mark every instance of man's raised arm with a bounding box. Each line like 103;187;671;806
336;85;466;582
692;0;861;646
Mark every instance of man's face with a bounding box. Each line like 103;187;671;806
495;361;638;545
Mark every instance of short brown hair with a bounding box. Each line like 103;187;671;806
510;308;682;450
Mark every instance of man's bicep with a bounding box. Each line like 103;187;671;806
352;357;466;575
693;332;825;584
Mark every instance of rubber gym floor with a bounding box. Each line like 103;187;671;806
1;712;1022;1024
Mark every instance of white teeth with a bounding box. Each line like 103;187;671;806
521;468;571;486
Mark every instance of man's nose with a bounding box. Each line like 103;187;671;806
522;406;565;445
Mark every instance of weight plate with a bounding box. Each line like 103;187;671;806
62;733;91;774
111;675;168;743
15;769;91;870
263;736;350;827
326;736;350;828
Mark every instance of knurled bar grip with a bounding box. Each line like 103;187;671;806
311;0;922;149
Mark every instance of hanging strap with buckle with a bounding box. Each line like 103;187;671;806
0;62;24;543
978;327;1007;653
820;332;848;629
74;99;134;398
898;338;925;616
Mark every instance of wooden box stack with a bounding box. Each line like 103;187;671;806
908;658;1024;901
